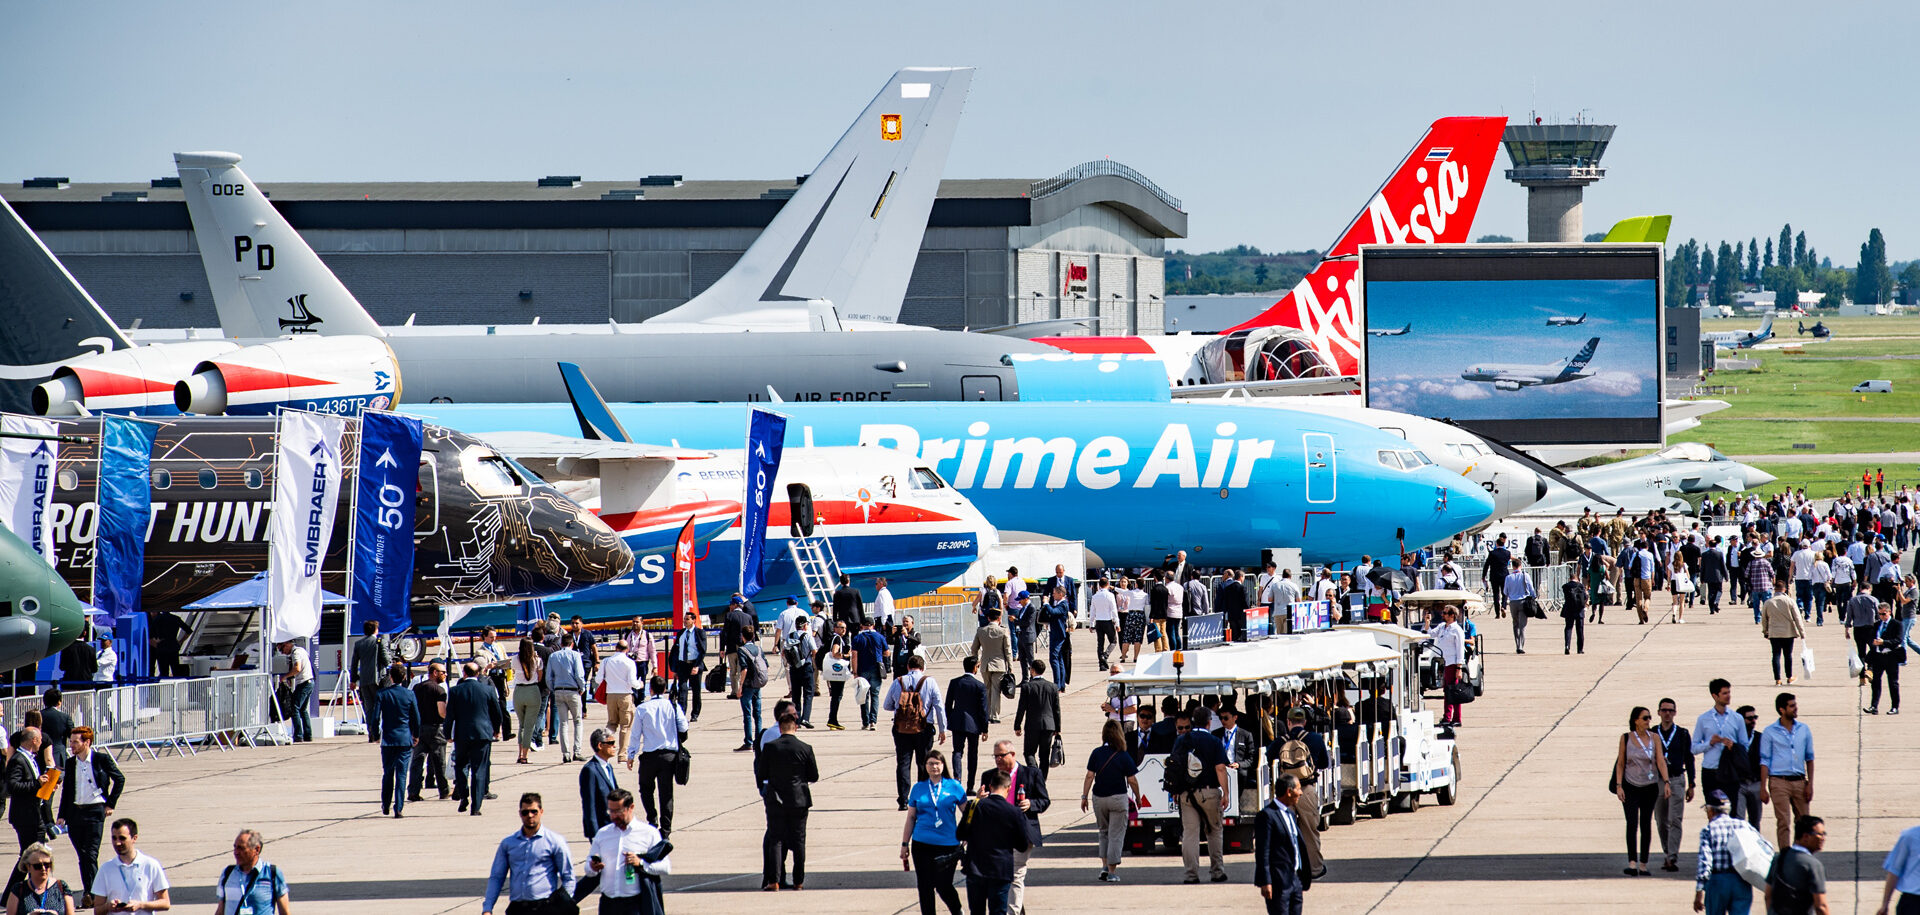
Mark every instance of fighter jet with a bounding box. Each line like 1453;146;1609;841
1367;324;1412;337
0;524;88;670
1460;337;1600;391
1703;315;1774;350
1522;442;1777;516
1546;313;1587;326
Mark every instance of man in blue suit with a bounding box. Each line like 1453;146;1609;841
1255;774;1313;914
578;727;620;839
447;661;500;816
375;663;421;819
945;657;990;788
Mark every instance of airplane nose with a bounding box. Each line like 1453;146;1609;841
1745;466;1779;489
1435;472;1497;538
1536;476;1550;503
514;497;633;597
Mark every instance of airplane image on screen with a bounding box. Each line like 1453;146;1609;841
1703;314;1773;349
1460;337;1600;391
1546;312;1587;326
1367;324;1411;337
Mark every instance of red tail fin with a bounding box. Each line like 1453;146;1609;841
1226;116;1507;374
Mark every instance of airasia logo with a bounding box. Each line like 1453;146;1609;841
1362;159;1473;249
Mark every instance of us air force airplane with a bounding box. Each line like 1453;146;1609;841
18;68;1063;416
1460;337;1601;391
13;414;632;614
0;524;88;670
1703;315;1774;350
411;390;1498;567
1546;313;1588;326
1520;443;1778;516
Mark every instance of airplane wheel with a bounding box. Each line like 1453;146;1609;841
1331;792;1357;826
1437;749;1461;806
395;634;426;664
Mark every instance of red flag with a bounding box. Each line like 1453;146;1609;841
672;516;698;629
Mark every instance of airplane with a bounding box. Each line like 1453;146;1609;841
1703;314;1773;350
0;523;88;670
1520;442;1777;516
12;414;632;616
1460;337;1600;391
1546;313;1587;326
1798;320;1832;339
1037;116;1509;384
407;378;1499;568
1367;324;1411;337
17;68;1065;416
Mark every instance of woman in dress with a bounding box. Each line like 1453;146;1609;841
1611;706;1670;876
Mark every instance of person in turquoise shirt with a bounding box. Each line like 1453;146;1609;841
901;750;969;915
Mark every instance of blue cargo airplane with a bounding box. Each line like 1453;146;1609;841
412;368;1495;569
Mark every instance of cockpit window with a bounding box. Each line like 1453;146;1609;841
909;467;948;490
1654;442;1724;462
464;452;524;498
1377;450;1405;469
1404;450;1434;467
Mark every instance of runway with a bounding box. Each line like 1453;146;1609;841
71;610;1918;913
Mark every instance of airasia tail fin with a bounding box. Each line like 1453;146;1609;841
1226;116;1506;374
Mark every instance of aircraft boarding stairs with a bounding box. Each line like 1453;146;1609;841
786;534;844;607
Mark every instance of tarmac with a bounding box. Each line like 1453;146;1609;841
57;607;1920;914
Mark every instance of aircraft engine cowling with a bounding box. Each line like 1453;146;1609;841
34;341;243;416
175;335;402;416
1493;380;1522;392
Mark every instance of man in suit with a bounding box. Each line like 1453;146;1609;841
755;707;819;890
6;727;49;851
1043;565;1079;616
1255;774;1313;914
38;689;71;769
990;737;1049;915
349;620;389;742
56;724;122;903
831;573;865;631
578;727;620;840
446;661;499;816
1216;570;1250;642
1485;535;1513;618
1043;586;1074;688
375;662;421;818
960;768;1032;915
969;608;1015;724
1216;705;1259;816
946;657;990;788
1013;660;1061;774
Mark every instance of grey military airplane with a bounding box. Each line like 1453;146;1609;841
1521;442;1778;516
13;67;1062;418
0;521;88;670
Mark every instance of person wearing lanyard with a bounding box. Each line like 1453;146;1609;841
88;818;169;914
625;676;689;838
1692;679;1747;799
543;634;588;763
1759;692;1816;852
216;829;290;915
57;725;124;903
1653;699;1696;873
669;614;705;723
1612;706;1671;876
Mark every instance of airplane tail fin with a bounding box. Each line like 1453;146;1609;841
1756;314;1774;338
175;152;386;339
1600;215;1672;244
1224;116;1508;374
1563;336;1601;373
0;196;133;413
557;362;635;444
646;67;973;328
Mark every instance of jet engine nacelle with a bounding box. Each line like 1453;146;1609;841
1492;380;1522;392
34;341;243;416
175;335;402;416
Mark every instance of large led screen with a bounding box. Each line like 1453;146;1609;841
1361;245;1664;446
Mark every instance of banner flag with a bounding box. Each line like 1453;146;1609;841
351;411;423;634
0;417;58;565
740;408;787;598
672;516;698;627
94;416;157;621
268;412;345;643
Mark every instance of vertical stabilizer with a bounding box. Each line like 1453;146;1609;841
1225;116;1507;374
0;196;133;413
646;67;973;327
175;151;387;339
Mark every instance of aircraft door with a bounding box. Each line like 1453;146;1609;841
787;483;815;537
961;375;1002;401
1303;433;1335;504
416;457;440;536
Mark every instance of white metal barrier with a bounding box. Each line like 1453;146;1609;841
0;673;276;761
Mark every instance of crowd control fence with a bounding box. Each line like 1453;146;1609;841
0;672;276;762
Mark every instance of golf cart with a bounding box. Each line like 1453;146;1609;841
1399;589;1486;698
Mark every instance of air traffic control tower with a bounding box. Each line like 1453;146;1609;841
1502;119;1614;242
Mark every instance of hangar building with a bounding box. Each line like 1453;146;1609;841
8;160;1184;336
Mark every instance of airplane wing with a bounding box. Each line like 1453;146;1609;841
1175;376;1364;399
476;431;713;480
973;317;1101;337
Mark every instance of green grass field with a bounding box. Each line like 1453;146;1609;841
1735;462;1912;499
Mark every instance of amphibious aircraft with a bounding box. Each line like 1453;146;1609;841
1460;337;1601;391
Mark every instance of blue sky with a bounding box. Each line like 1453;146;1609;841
1366;279;1659;419
4;2;1915;257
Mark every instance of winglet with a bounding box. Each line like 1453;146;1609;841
175;151;387;339
0;196;134;414
557;362;633;444
1601;215;1672;244
645;67;973;328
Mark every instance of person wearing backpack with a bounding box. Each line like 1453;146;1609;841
734;640;770;753
218;829;293;915
1272;706;1329;878
883;654;948;812
783;613;819;730
1168;710;1231;885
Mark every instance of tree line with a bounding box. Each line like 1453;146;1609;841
1665;225;1911;310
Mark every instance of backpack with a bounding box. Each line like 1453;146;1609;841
738;644;769;691
893;673;927;735
783;631;813;671
1276;729;1317;782
1163;736;1201;795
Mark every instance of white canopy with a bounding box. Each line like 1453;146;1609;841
1110;630;1399;695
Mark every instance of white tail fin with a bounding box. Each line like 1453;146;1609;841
646;67;972;327
175;151;387;339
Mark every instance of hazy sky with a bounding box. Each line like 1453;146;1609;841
7;2;1914;257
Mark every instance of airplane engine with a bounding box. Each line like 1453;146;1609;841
175;335;401;416
33;341;242;416
1493;380;1522;392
